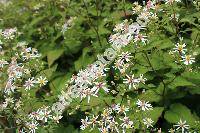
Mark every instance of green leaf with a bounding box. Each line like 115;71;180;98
37;64;58;79
170;76;194;88
74;47;95;71
146;107;164;124
47;49;64;67
139;90;162;103
164;103;197;126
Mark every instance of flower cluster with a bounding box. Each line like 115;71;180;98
0;28;52;132
172;37;196;65
81;100;154;133
0;27;18;40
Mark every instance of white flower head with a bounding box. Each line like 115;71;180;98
36;76;48;87
143;117;154;128
123;74;140;89
173;43;187;54
52;114;63;123
136;99;153;111
181;55;195;65
174;119;190;133
26;121;39;133
80;116;90;130
24;77;35;91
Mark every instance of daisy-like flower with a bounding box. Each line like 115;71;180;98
36;76;48;87
143;117;154;128
136;99;153;111
1;28;17;40
80;88;98;103
0;59;9;68
168;128;175;133
4;80;16;94
134;34;147;44
173;43;187;54
29;111;39;120
132;2;142;14
37;107;52;122
89;115;99;129
93;82;109;93
24;77;35;91
119;52;133;62
99;127;109;133
4;97;14;105
138;74;147;84
80;116;90;130
116;104;129;115
181;55;195;65
107;118;119;132
52;114;63;123
120;116;134;132
113;59;124;70
123;74;140;89
174;119;190;133
113;23;124;32
26;121;39;133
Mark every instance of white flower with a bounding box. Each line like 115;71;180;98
120;116;134;132
80;116;90;130
173;43;187;54
132;2;142;14
29;111;39;120
134;34;147;44
181;55;195;65
113;59;124;70
36;76;48;87
107;118;119;132
4;97;14;105
110;104;120;111
113;23;124;32
136;99;153;111
143;118;154;128
138;74;147;84
24;77;35;91
0;59;8;68
119;52;133;62
101;108;112;122
93;82;109;93
52;114;63;123
116;104;129;115
123;74;140;89
168;128;175;133
88;115;99;129
80;88;98;103
26;121;39;133
1;28;17;40
174;119;190;133
4;80;16;94
99;127;109;133
37;107;52;122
